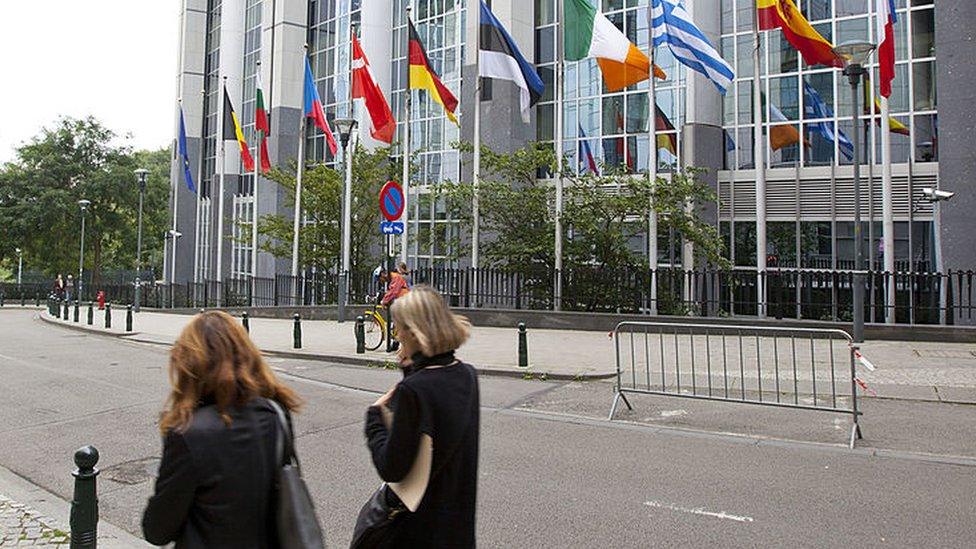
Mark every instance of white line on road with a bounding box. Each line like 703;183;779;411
644;500;755;523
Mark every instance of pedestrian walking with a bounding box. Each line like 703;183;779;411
352;286;480;548
142;311;312;548
52;274;64;300
65;274;75;301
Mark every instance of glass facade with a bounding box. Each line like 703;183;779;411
197;0;223;280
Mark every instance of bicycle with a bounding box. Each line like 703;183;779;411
361;296;392;351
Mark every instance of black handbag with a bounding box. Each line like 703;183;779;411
350;364;476;549
267;399;327;549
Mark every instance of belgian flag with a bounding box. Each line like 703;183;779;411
408;19;459;125
223;87;255;172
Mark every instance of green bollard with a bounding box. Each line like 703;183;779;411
104;303;112;329
125;305;133;332
355;316;365;354
87;302;94;326
242;312;250;333
0;292;5;307
70;445;100;548
293;313;302;349
74;300;80;323
517;322;529;368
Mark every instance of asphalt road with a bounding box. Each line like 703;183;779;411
1;308;974;548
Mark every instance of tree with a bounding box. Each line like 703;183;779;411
252;145;398;275
0;117;169;285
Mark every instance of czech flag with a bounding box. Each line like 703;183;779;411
304;56;338;156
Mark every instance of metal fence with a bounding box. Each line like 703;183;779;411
6;266;973;326
609;321;863;448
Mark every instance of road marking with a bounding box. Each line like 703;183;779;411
643;500;754;523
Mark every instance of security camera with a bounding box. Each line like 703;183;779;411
921;188;954;202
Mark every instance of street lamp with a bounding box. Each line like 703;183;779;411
15;248;22;286
166;230;182;284
333;117;358;323
134;168;149;312
78;199;91;301
833;40;875;343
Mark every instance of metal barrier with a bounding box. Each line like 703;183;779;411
609;321;863;448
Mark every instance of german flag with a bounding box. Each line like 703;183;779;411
408;20;459;125
223;87;255;172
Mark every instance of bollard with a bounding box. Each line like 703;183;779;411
0;291;4;307
105;303;112;329
125;305;133;332
35;293;40;307
242;312;250;333
293;313;302;349
355;316;365;354
87;302;94;325
517;322;529;368
21;293;26;307
63;300;70;320
70;445;100;548
74;300;80;323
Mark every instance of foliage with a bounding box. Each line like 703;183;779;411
253;145;398;273
0;117;169;284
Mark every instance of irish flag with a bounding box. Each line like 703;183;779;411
564;0;664;92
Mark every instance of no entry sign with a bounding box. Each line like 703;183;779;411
379;180;405;222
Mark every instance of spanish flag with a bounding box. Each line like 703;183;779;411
408;19;459;125
757;0;843;68
223;87;255;172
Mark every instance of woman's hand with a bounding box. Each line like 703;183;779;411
373;385;397;408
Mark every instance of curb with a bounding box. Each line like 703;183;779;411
37;312;142;338
36;313;616;382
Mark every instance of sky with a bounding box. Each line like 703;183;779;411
0;1;180;162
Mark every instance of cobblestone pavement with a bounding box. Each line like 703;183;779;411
0;495;69;547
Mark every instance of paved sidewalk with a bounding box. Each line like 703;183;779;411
0;494;68;547
35;308;976;402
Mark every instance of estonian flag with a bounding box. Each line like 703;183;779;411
479;1;544;122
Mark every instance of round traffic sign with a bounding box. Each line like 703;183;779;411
379;180;405;222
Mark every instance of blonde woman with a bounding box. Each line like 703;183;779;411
143;311;303;548
354;286;480;548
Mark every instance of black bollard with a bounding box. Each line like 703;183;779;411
355;316;365;354
293;313;302;349
242;312;250;333
105;303;112;329
0;291;4;307
63;300;70;320
87;302;94;325
21;293;26;307
70;445;100;548
74;300;80;323
517;322;529;368
125;305;133;332
35;293;40;307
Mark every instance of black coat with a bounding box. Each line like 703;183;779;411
365;356;480;548
143;398;286;548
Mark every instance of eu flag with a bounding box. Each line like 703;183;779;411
178;106;196;193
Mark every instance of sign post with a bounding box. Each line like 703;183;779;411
379;180;405;278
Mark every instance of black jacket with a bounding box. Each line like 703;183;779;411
143;398;286;548
365;354;480;548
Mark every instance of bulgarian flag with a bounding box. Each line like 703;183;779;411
564;0;665;93
223;86;255;172
255;71;272;174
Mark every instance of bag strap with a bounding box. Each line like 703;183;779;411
266;398;296;468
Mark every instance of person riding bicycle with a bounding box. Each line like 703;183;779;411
381;262;411;307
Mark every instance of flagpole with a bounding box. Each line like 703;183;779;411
171;100;182;286
472;18;482;295
340;22;358;323
880;98;895;324
401;6;412;266
194;88;204;285
291;47;308;280
553;0;565;311
866;73;876;323
647;1;658;316
216;76;228;305
252;61;261;286
752;11;767;318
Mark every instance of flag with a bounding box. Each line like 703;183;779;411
578;125;599;175
352;34;396;144
479;0;545;122
409;19;459;125
651;0;735;94
303;56;338;156
862;85;910;136
178;105;196;193
803;81;854;160
757;0;843;68
223;87;255;172
764;95;805;150
255;71;271;174
655;105;677;156
876;0;897;98
564;0;664;92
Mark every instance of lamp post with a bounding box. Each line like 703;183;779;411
133;168;149;312
833;40;875;343
166;230;183;284
333;117;358;324
15;248;22;286
78;200;91;300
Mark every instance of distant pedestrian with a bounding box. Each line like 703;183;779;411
143;311;307;548
52;274;64;300
352;286;480;548
380;262;412;307
65;275;74;301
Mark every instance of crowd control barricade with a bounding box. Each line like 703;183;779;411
609;321;863;448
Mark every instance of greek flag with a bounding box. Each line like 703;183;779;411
803;81;854;160
651;0;734;95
